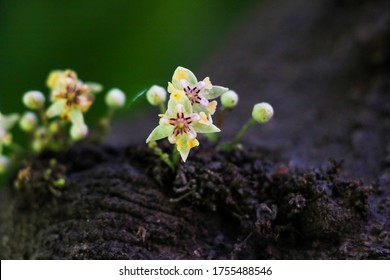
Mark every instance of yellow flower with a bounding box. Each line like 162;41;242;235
46;70;95;128
169;66;229;126
146;96;220;162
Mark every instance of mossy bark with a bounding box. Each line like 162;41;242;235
0;144;388;259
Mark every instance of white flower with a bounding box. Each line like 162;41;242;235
146;95;220;162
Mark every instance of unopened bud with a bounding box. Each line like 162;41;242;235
70;124;88;140
221;90;239;108
252;102;274;123
23;91;45;110
146;85;167;106
0;155;10;173
19;112;38;132
53;178;66;187
49;121;61;134
105;88;126;108
32;127;48;152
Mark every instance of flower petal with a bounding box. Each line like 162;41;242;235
207;100;217;114
46;70;62;89
46;99;67;118
77;95;93;112
146;124;173;143
176;136;200;162
202;77;212;90
172;66;197;89
1;114;19;130
70;107;85;128
203;85;229;100
85;82;103;93
166;95;193;117
198;112;211;125
176;135;189;162
192;122;221;134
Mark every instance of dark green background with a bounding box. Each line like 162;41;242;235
0;0;255;118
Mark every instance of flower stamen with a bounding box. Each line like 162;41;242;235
182;80;209;107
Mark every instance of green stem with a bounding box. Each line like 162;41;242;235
231;118;256;144
205;106;229;144
38;107;49;130
216;107;228;128
148;141;175;170
171;145;180;166
159;103;166;114
106;107;115;120
219;118;256;151
96;107;116;140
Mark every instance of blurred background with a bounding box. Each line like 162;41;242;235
0;0;256;119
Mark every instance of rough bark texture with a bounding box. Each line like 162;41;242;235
1;0;389;259
0;144;386;259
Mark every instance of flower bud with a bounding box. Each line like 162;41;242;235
105;88;126;108
221;90;239;108
32;127;48;152
53;178;66;187
0;130;12;146
146;85;167;106
49;121;61;134
19;112;38;132
70;124;88;140
252;102;274;123
0;155;10;173
23;91;45;110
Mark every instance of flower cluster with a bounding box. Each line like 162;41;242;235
46;70;99;136
0;69;126;175
1;66;274;176
146;67;229;162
